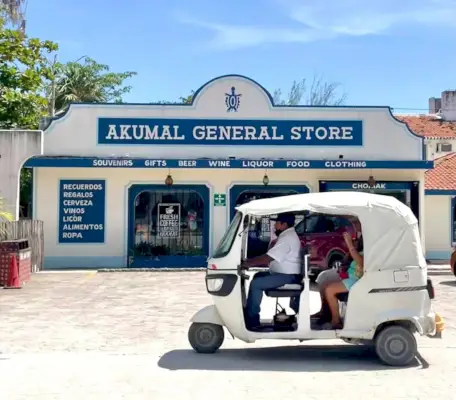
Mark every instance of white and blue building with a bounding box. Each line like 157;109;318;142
24;75;433;269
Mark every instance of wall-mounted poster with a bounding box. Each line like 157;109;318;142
157;203;181;238
58;179;105;243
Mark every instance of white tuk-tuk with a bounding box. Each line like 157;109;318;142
188;192;444;366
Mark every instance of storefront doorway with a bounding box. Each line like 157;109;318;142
319;181;420;220
229;185;310;256
128;184;209;268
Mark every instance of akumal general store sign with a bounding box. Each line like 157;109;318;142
97;118;363;146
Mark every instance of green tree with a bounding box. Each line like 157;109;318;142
154;91;194;105
0;19;58;129
0;0;26;29
52;57;137;113
179;91;194;104
0;197;13;235
273;75;347;106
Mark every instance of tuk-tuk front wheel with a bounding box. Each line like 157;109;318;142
374;325;417;366
188;322;225;354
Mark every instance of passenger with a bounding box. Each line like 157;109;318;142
322;232;364;329
242;212;302;329
313;234;362;322
312;254;350;322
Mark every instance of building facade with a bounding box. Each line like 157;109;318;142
25;75;432;269
398;108;456;262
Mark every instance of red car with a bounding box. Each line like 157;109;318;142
269;213;362;279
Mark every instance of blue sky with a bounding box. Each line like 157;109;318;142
26;0;456;111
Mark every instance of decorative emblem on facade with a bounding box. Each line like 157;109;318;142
225;86;242;112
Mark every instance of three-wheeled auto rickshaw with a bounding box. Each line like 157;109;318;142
188;192;444;366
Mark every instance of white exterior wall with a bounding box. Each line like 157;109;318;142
424;195;454;260
29;74;431;269
35;167;424;268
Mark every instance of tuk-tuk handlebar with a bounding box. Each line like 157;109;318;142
238;263;250;280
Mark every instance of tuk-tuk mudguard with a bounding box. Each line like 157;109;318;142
190;305;224;326
374;311;424;335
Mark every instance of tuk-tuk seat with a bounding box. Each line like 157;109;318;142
336;292;349;303
265;283;304;298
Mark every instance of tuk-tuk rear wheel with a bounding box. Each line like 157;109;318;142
374;325;417;367
188;322;224;354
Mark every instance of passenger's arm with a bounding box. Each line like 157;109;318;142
343;233;363;268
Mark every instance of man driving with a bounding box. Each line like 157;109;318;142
242;212;302;329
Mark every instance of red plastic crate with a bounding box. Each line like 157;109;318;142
0;240;31;287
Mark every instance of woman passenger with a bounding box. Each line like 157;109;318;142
323;232;364;329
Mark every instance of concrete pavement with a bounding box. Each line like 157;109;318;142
0;271;455;399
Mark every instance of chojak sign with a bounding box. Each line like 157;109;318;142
157;204;180;238
58;180;105;243
98;118;363;146
324;181;415;191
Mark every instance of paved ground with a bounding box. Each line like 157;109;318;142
0;270;455;399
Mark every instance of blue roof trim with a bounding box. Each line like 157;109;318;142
425;190;456;195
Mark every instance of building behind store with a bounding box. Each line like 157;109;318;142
394;90;456;261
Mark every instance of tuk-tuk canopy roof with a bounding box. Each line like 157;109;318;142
236;191;426;272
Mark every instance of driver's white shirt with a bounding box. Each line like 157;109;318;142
267;227;302;274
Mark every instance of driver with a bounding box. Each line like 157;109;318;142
241;212;302;329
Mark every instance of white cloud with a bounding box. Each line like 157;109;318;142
175;0;456;50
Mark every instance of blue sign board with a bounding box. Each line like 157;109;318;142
25;157;433;170
58;180;106;243
324;181;415;191
97;118;363;146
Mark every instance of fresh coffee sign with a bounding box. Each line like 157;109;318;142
157;204;180;238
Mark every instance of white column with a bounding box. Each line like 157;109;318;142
419;172;426;254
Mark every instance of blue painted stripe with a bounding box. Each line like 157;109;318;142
425;190;456;195
44;256;124;269
425;251;452;261
24;157;434;170
43;255;209;269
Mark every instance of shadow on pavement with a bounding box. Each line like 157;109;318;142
158;344;423;372
439;280;456;287
428;271;452;276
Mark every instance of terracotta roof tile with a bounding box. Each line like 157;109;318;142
425;152;456;190
395;115;456;139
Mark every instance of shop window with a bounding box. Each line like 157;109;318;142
133;189;205;257
295;215;335;234
437;143;452;153
235;189;300;256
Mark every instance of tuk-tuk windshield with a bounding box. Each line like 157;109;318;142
212;211;243;259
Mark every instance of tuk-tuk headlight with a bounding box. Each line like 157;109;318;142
205;274;238;296
207;278;224;292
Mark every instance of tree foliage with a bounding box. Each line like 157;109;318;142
0;0;25;28
0;197;13;221
155;91;194;105
0;19;58;129
53;57;137;112
273;75;347;106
